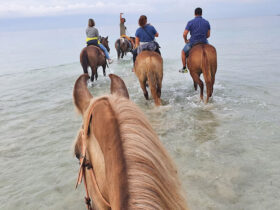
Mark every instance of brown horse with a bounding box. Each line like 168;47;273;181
134;51;163;106
187;43;217;103
73;74;188;210
80;37;110;82
115;37;135;59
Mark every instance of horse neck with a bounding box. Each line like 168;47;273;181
89;97;129;209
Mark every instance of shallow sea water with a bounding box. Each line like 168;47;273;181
0;16;280;210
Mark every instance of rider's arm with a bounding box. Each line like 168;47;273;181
183;29;189;43
135;37;140;48
207;30;210;38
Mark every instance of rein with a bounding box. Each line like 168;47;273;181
75;101;111;210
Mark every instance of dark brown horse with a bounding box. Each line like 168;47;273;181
115;37;135;59
187;43;217;103
80;37;110;82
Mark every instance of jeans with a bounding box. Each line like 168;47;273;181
99;44;110;59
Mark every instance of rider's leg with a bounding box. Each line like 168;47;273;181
179;43;191;73
99;44;110;59
181;50;186;68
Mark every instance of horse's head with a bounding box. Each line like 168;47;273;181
73;73;129;209
100;36;110;53
73;73;129;158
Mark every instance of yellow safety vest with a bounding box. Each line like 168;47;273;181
86;37;100;44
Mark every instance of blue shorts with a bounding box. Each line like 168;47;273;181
183;41;209;56
182;43;192;54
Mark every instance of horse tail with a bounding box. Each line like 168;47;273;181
80;48;89;74
147;56;161;106
202;45;212;103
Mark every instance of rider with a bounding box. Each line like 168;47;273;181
120;13;135;49
179;7;210;73
133;15;160;65
86;18;113;64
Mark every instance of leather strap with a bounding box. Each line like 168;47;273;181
75;100;111;209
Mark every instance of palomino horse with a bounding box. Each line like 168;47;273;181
73;74;188;210
187;43;217;103
80;37;110;82
115;37;135;59
134;51;163;106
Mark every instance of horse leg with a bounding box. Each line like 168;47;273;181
157;73;162;98
140;78;149;100
190;71;204;101
121;50;124;59
90;67;95;82
194;81;198;91
210;75;215;97
95;67;98;81
148;72;161;106
117;47;121;60
205;81;212;103
102;64;106;76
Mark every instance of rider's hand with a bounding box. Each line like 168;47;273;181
185;39;189;43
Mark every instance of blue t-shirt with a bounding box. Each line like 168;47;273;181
186;16;210;45
135;24;157;42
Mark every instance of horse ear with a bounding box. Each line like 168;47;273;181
109;74;129;99
73;74;93;115
106;36;108;40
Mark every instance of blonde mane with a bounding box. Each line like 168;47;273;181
88;94;188;210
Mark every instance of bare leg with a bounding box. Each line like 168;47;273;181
181;50;186;68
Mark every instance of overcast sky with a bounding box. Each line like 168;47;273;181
0;0;279;19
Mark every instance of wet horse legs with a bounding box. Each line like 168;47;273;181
190;72;204;101
140;78;149;100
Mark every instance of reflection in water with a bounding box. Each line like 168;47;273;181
192;109;219;143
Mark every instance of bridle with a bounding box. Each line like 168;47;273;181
75;101;111;210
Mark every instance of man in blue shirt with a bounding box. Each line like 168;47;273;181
179;7;211;73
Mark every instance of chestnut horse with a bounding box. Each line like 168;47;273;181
187;43;217;103
115;37;135;59
80;37;110;82
73;74;188;210
134;51;163;106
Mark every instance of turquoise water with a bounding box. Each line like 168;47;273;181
0;16;280;210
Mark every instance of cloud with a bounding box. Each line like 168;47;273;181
0;1;153;18
0;0;278;18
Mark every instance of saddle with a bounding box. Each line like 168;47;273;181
137;41;160;54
